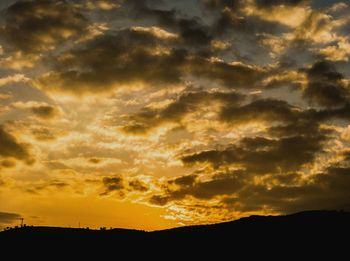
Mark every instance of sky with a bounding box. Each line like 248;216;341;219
0;0;350;231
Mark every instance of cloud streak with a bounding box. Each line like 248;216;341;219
0;212;21;225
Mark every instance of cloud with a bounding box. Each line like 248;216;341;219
35;23;266;95
1;0;89;54
102;176;124;192
123;90;244;133
219;98;301;124
76;0;122;10
0;93;11;101
23;180;70;195
11;102;60;120
181;133;327;174
328;2;348;13
30;127;59;141
234;163;350;213
88;158;102;164
126;0;213;47
316;103;350;122
0;211;21;225
35;28;186;94
255;0;306;7
243;1;310;28
188;59;266;88
261;69;305;88
169;174;198;186
129;179;149;192
1;158;16;168
31;104;60;120
0;74;29;87
101;175;149;196
0;52;40;70
203;0;242;9
0;125;33;163
149;150;350;217
206;10;290;72
319;37;350;62
131;26;178;40
178;97;338;175
291;11;336;44
149;195;170;206
212;6;286;56
302;60;349;107
150;171;244;205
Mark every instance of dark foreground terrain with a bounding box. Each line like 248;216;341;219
1;210;349;256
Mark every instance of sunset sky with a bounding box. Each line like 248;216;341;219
1;0;350;230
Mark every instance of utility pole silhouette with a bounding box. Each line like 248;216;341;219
20;218;24;227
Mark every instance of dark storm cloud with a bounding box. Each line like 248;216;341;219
36;28;187;94
267;119;321;137
126;0;213;47
102;176;124;192
255;0;306;7
1;0;89;54
27;0;269;95
128;180;149;192
220;96;350;129
37;29;266;94
0;211;21;224
336;103;350;119
101;175;149;195
151;153;350;212
172;94;349;204
203;0;242;9
188;58;266;88
205;0;289;54
233;183;322;213
168;174;198;186
176;19;212;47
123;91;245;133
302;61;349;107
125;0;278;65
150;171;244;205
31;105;59;120
183;97;333;173
181;133;327;173
149;195;170;206
219;98;300;124
177;172;243;199
232;163;350;213
213;5;286;36
0;125;32;163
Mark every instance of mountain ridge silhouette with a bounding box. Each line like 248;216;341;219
1;210;349;256
2;209;349;234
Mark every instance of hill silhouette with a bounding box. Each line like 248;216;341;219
1;210;349;256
